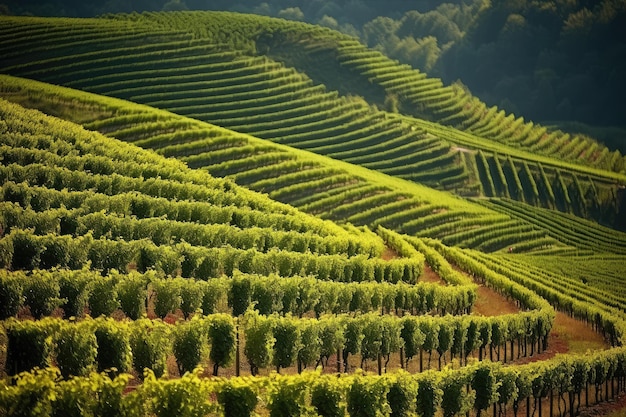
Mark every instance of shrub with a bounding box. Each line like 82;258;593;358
152;278;182;319
58;269;90;318
5;319;51;375
143;368;214;417
172;319;206;376
207;314;236;376
267;375;308;417
347;375;390;417
87;275;119;317
94;318;132;376
116;271;148;320
217;379;258;417
311;377;345;417
179;278;204;319
387;372;418;417
130;319;170;380
23;273;62;319
200;278;225;315
54;320;97;379
0;271;23;319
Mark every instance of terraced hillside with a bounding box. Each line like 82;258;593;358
0;13;624;229
7;75;626;258
1;11;626;417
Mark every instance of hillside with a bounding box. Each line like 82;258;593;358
1;11;626;417
0;12;625;231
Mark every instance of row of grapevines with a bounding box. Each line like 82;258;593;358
2;305;553;379
0;228;423;283
0;267;475;321
7;348;626;417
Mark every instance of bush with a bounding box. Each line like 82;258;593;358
387;373;418;417
179;278;204;319
10;229;43;270
152;278;182;319
228;273;251;317
267;376;308;417
50;373;95;417
172;319;206;376
207;314;236;376
217;380;258;417
94;318;132;376
0;367;58;417
143;368;214;417
130;319;170;380
116;271;148;320
200;278;225;315
55;320;97;379
347;375;390;417
311;377;345;417
272;317;300;373
87;275;119;317
0;271;23;319
23;273;62;319
5;319;51;375
58;269;90;318
244;311;275;376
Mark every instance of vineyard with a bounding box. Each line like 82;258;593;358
0;10;625;417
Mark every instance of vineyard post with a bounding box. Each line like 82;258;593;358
236;320;240;377
337;347;341;373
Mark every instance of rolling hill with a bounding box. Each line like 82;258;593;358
0;10;626;417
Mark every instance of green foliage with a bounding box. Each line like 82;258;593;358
311;377;345;417
130;319;170;380
244;310;275;375
50;374;95;417
217;379;258;417
179;277;204;318
94;318;132;376
386;372;418;417
267;375;310;417
415;372;443;417
5;318;51;376
58;269;90;318
23;273;62;319
229;273;252;316
272;315;301;372
87;275;119;317
472;363;501;416
347;375;390;417
0;367;58;417
440;368;474;417
172;318;206;376
207;314;236;376
400;316;425;365
54;320;97;379
152;278;182;319
201;279;225;315
0;270;23;319
143;368;215;417
297;321;321;371
116;271;148;320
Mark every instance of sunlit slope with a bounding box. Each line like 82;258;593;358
2;93;442;287
4;76;626;256
0;13;624;229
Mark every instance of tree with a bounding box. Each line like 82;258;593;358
208;314;236;376
472;363;501;417
272;316;301;373
243;310;275;376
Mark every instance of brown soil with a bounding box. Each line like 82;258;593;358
381;245;400;260
472;284;520;316
421;263;445;285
